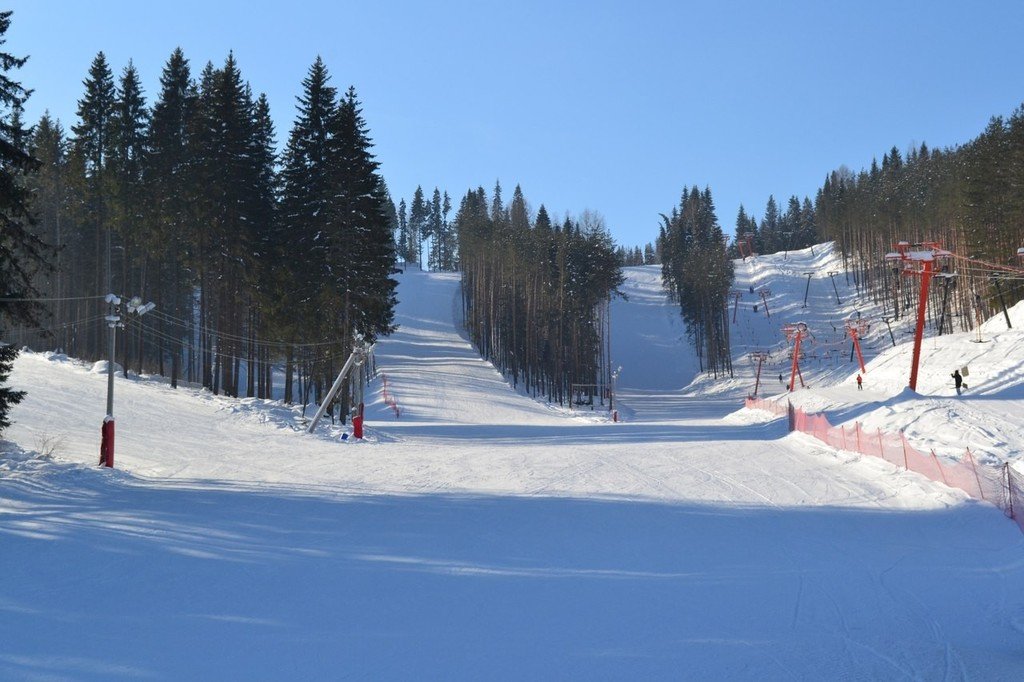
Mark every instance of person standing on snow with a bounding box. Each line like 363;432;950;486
856;374;863;390
952;368;963;395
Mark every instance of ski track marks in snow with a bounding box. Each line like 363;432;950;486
4;251;1024;679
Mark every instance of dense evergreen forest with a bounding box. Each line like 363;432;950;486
4;39;398;416
0;11;36;434
814;118;1024;329
732;194;817;258
658;186;734;377
394;185;458;272
457;183;623;406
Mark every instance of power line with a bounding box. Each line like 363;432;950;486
1;314;109;337
0;294;106;303
144;307;352;350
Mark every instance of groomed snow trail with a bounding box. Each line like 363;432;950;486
3;264;1023;680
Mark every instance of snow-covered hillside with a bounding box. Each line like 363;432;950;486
3;247;1024;679
613;242;1024;466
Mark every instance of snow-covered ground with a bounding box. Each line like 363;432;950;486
3;244;1024;679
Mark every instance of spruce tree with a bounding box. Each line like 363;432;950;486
324;85;397;344
441;190;453;270
146;47;196;386
0;9;47;327
408;185;428;268
0;10;38;435
72;51;116;299
427;187;442;270
396;197;408;265
0;342;24;436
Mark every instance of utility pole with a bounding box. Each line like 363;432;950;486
99;294;120;467
610;366;621;422
99;295;155;467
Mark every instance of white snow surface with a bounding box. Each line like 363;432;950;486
3;242;1024;680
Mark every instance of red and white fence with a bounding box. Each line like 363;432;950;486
746;397;1023;533
380;373;400;418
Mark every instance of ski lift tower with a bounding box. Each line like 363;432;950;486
749;351;770;397
758;287;772;318
884;241;951;391
730;290;744;323
737;233;756;261
844;317;870;374
782;322;810;392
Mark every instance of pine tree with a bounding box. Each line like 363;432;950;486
427;187;442;270
408;185;428;268
324;85;397;344
109;60;149;380
245;92;278;398
0;9;48;328
396;197;408;265
0;10;38;435
146;47;196;386
72;51;116;300
0;342;24;436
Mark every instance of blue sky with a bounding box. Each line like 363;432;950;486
6;1;1024;249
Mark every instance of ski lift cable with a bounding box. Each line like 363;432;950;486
0;294;108;303
143;307;354;350
130;316;361;365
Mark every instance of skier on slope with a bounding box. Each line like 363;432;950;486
856;374;863;390
951;368;963;395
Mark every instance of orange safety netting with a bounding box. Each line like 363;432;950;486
745;396;1023;533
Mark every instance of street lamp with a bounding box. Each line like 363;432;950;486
100;294;155;468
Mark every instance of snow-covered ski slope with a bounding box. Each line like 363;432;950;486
3;249;1024;680
613;241;1024;465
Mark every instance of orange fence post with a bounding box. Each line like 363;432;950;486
965;449;985;501
877;429;884;459
855;422;862;453
1006;464;1014;520
931;450;948;485
900;432;909;470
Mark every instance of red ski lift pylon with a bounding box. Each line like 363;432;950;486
844;317;870;374
749;351;769;397
730;290;744;323
782;322;810;392
737;233;756;260
884;241;951;391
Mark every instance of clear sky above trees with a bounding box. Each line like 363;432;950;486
8;0;1024;247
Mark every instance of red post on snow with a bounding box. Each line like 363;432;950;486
749;351;768;397
789;332;802;392
908;259;934;391
885;241;949;391
353;402;365;439
99;418;115;468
